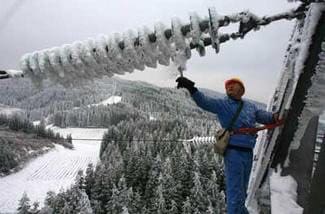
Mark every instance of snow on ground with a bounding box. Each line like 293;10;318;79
89;95;122;107
0;104;24;117
33;120;40;126
0;127;107;213
149;115;157;121
270;169;303;214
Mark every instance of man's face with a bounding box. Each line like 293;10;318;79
226;82;244;100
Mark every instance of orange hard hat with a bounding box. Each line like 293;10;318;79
225;78;245;93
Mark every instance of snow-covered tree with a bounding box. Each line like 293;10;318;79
17;192;31;214
182;197;192;214
190;172;209;212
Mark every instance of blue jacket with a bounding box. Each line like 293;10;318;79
192;90;273;149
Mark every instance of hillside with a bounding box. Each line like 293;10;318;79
0;116;71;176
0;127;69;175
0;77;265;129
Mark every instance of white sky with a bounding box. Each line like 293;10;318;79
0;0;299;103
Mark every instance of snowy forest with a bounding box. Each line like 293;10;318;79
0;77;236;213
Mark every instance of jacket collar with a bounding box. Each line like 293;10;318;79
226;95;243;103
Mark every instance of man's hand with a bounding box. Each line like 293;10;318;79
272;112;285;124
176;77;197;94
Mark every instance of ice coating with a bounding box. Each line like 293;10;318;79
18;6;302;87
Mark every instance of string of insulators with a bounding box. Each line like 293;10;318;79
19;6;306;87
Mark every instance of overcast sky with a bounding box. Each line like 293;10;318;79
0;0;299;103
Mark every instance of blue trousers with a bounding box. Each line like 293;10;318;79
224;147;253;214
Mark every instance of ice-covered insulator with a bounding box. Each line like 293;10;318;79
155;22;172;66
190;12;206;57
138;27;158;68
38;50;51;74
20;53;42;87
113;33;135;73
60;45;76;73
71;41;97;76
107;34;129;74
133;32;148;70
191;136;216;147
123;30;145;71
85;38;109;76
103;36;125;75
172;38;192;72
52;48;67;78
208;7;220;53
92;35;114;77
190;12;201;44
61;44;90;85
41;49;65;85
70;41;89;74
171;17;188;51
94;35;111;67
20;53;33;74
29;52;42;75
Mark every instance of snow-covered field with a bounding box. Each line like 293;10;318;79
0;105;24;117
0;128;107;213
90;95;122;106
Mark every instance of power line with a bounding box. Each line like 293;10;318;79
0;135;184;142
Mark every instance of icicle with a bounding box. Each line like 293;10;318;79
190;12;206;56
106;36;126;75
38;50;51;77
29;52;42;75
208;7;220;53
155;22;172;66
20;53;42;87
70;41;89;76
60;45;75;74
84;38;107;76
138;27;158;68
94;35;115;76
113;33;135;73
19;53;33;74
171;17;187;51
122;30;145;71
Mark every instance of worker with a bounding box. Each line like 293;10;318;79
176;76;280;214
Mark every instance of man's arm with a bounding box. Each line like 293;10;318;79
191;90;222;114
255;108;277;124
176;76;221;114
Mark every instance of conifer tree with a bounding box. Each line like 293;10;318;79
169;199;179;214
17;192;31;214
29;201;40;214
144;154;162;209
155;175;167;214
126;187;142;214
181;197;192;214
190;172;209;212
84;163;95;198
106;184;122;214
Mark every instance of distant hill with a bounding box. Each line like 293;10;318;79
0;77;266;124
0;77;217;129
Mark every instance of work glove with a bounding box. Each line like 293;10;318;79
176;76;198;94
272;112;286;124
